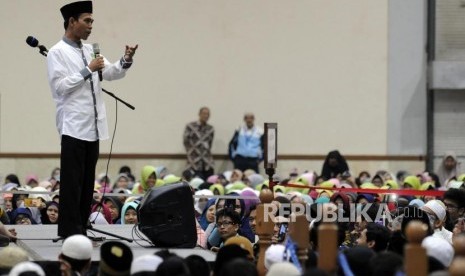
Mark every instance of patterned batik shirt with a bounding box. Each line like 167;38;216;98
183;121;215;171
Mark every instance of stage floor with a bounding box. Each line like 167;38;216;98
8;225;216;262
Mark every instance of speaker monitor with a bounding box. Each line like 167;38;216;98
138;181;197;248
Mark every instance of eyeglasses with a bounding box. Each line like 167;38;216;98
216;221;235;228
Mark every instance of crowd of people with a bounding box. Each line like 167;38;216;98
9;0;464;273
0;150;464;275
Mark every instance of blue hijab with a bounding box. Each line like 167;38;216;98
199;198;216;230
11;207;37;224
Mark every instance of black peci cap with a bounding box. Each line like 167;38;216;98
60;1;93;20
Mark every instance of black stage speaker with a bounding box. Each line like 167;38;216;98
138;181;197;248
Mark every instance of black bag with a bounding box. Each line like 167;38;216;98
228;130;239;160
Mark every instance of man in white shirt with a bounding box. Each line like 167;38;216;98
47;1;138;238
421;199;453;244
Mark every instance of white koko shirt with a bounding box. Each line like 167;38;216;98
47;37;131;141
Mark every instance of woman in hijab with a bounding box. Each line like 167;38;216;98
132;165;158;195
436;151;461;187
321;150;350;180
121;201;139;224
209;184;225;196
194;189;214;218
4;174;20;186
90;201;112;224
113;173;130;190
11;190;28;211
330;192;350;217
155;166;168;180
199;198;216;231
371;174;385;188
240;189;260;218
229;170;244;184
40;201;59;224
102;197;123;224
11;208;36;225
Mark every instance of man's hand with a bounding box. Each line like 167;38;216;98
0;224;17;242
454;218;465;236
124;44;138;62
88;56;105;72
8;228;17;237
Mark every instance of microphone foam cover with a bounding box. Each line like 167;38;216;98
92;43;100;55
26;36;39;47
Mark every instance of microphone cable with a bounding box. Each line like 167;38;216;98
132;224;154;248
90;94;118;225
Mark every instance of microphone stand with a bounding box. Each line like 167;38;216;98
102;88;135;110
85;219;133;243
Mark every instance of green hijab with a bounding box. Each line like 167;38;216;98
140;165;157;192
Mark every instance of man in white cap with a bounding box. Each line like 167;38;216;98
8;262;45;276
58;234;93;276
264;244;288;271
266;262;300;276
422;236;454;268
130;255;163;275
421;199;453;244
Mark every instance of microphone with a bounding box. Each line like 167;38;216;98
26;36;48;56
92;43;103;81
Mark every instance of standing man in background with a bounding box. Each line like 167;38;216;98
228;113;264;173
183;107;215;180
47;0;138;238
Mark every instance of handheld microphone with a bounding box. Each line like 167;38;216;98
92;43;103;81
26;36;48;56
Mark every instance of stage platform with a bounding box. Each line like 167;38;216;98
8;225;217;262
